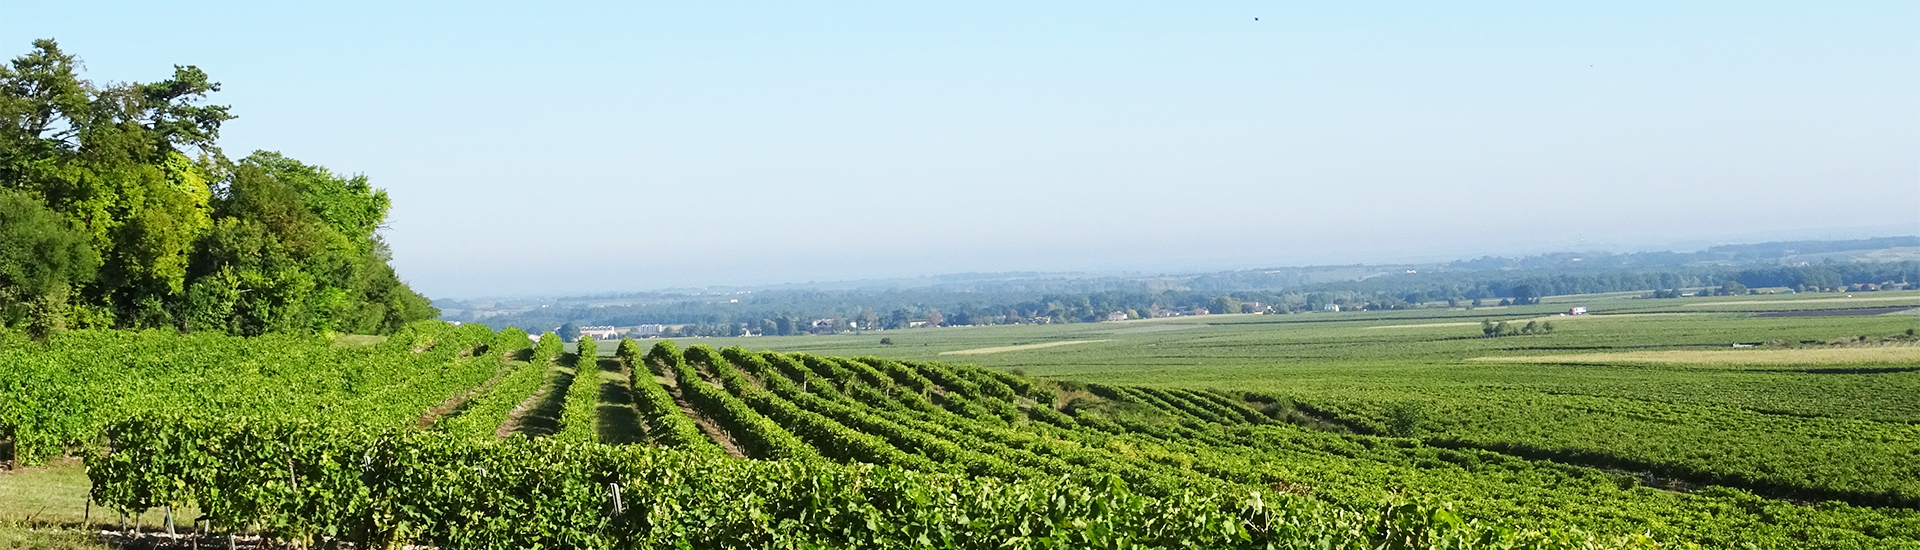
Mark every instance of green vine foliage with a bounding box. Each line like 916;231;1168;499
0;320;494;464
617;339;715;453
556;335;601;442
88;417;1645;550
15;328;1916;547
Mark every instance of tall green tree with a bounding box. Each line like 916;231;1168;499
1510;284;1538;305
0;39;226;328
0;190;98;336
183;153;433;335
0;39;436;336
1208;295;1241;315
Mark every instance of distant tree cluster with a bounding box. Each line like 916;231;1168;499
458;257;1918;336
1481;319;1554;337
0;40;436;337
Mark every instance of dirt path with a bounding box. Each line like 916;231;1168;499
688;358;724;386
416;362;517;428
654;359;747;458
732;363;766;391
939;339;1110;355
497;366;568;439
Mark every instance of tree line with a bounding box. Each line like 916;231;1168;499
0;40;436;337
457;260;1918;336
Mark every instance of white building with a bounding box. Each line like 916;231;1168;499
578;325;620;339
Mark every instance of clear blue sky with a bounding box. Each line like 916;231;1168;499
8;1;1916;298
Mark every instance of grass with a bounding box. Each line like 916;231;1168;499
0;524;112;550
592;358;650;445
512;363;576;437
0;459;204;549
0;460;92;526
329;334;388;347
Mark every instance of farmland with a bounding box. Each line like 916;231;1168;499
696;290;1920;507
1;290;1918;548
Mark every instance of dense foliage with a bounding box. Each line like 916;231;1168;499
96;419;1598;550
555;335;601;442
0;40;435;335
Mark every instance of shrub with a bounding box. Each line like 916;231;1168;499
1387;402;1424;438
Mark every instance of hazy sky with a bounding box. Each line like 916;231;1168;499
8;1;1917;298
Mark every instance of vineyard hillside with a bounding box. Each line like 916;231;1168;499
4;318;1920;548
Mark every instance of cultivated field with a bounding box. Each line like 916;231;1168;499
2;290;1917;548
1470;345;1920;365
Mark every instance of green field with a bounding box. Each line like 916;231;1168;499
690;290;1920;505
2;290;1918;548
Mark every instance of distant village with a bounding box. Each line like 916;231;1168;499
540;302;1295;341
440;261;1916;342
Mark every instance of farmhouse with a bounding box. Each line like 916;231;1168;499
811;318;842;334
1106;311;1129;322
578;325;620;339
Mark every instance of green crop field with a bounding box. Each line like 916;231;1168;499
694;290;1920;506
2;290;1918;548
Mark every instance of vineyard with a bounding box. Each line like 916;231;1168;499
4;319;1920;548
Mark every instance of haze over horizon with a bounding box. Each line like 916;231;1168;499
11;1;1916;299
448;226;1920;301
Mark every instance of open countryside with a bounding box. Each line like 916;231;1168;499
6;3;1920;549
8;285;1920;547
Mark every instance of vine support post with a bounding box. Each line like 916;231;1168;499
166;504;175;536
610;482;624;515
